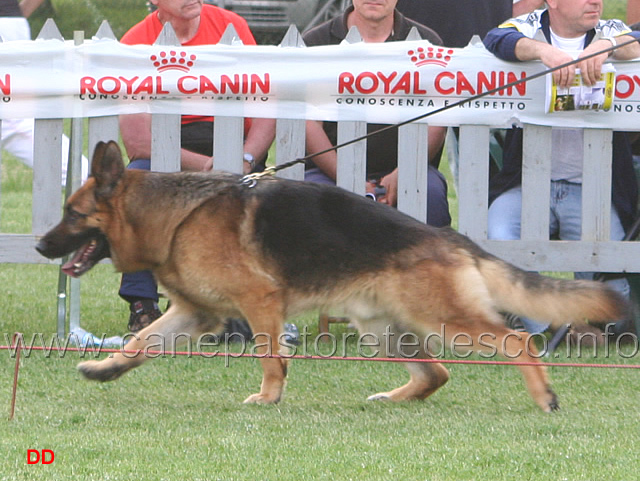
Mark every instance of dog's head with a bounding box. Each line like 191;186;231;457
35;141;126;277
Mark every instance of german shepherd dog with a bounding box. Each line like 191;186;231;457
37;141;628;412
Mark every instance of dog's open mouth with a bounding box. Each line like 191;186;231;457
61;235;110;278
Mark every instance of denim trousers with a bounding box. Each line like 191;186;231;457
488;181;630;333
305;165;452;228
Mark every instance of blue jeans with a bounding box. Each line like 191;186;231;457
488;181;630;333
119;159;159;302
305;165;452;228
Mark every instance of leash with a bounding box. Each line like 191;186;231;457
241;36;639;187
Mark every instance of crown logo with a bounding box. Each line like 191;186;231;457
150;50;197;72
408;47;454;68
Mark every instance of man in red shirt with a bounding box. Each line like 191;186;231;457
118;0;274;334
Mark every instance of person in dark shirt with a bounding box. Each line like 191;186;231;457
302;0;451;227
396;0;544;48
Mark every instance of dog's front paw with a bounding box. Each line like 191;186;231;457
243;392;281;405
77;360;127;382
367;393;392;402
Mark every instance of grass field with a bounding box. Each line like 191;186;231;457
2;149;640;480
2;0;639;474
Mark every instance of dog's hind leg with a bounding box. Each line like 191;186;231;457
368;360;450;402
77;302;218;382
355;320;450;402
446;319;559;413
489;325;559;413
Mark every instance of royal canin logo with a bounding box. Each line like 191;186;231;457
150;51;197;72
408;47;454;68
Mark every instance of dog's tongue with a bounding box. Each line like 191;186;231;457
61;252;83;278
61;241;96;277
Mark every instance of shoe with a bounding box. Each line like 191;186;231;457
502;312;526;332
214;320;300;345
221;318;253;342
283;323;300;345
128;299;162;334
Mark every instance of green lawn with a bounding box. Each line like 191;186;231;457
1;0;637;473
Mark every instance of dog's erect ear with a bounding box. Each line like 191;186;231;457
91;141;125;199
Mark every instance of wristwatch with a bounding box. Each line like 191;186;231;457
602;35;617;48
243;152;255;170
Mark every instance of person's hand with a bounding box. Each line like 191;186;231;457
577;39;611;86
365;181;377;199
203;157;213;171
538;45;576;88
377;170;398;207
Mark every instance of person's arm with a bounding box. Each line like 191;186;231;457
119;113;211;171
483;27;528;62
377;126;446;207
512;0;544;17
512;35;622;88
305;120;337;181
512;36;583;87
242;118;275;173
119;113;153;163
606;32;640;59
487;21;640;88
577;34;640;86
19;0;45;18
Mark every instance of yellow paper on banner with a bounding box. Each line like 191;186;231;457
546;64;616;113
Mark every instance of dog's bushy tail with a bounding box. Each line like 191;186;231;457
478;257;630;326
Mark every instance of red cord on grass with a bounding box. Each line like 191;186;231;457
6;336;639;419
2;341;639;369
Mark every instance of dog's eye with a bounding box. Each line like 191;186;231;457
66;208;88;222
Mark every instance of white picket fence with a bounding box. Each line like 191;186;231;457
2;20;640;335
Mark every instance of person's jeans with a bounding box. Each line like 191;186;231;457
305;165;452;228
488;181;630;333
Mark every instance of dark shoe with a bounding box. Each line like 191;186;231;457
503;312;526;332
128;299;162;334
221;318;253;342
219;319;299;345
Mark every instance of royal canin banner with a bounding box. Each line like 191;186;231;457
1;38;640;129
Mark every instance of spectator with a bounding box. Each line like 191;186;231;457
483;1;640;334
396;0;545;203
118;0;275;334
302;0;451;227
0;0;88;186
396;0;544;48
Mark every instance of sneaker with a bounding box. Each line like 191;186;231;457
283;323;300;345
503;312;526;332
128;299;162;334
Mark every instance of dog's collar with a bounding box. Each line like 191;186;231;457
240;166;277;188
